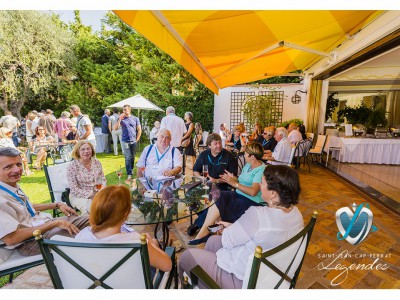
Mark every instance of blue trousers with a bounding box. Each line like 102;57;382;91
12;132;19;147
123;141;137;176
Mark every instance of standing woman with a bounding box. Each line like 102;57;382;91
29;126;55;170
181;112;195;172
67;141;106;214
193;122;203;155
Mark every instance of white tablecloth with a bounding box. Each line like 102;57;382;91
324;136;400;164
95;134;107;153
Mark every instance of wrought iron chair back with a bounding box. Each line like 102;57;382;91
34;231;155;289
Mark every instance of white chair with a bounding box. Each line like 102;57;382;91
266;146;296;167
34;232;176;289
324;135;342;167
0;242;43;284
309;135;327;164
187;212;318;289
44;161;73;212
306;132;314;140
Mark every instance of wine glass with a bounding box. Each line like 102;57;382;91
116;166;122;185
95;176;103;191
202;165;209;199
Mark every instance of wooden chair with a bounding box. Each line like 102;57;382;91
186;211;318;289
44;161;73;214
0;240;43;284
309;135;327;164
34;231;177;289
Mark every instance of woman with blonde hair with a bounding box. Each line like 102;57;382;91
66;141;106;213
225;125;245;153
75;185;172;273
0;127;33;175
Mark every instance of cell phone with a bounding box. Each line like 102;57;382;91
207;224;224;233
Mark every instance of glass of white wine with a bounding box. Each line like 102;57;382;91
202;165;209;198
116;166;122;185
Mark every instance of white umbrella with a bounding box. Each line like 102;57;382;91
108;94;163;112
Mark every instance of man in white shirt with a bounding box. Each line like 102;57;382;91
160;106;186;148
0;147;88;256
108;108;124;156
0;111;20;146
136;129;182;178
264;127;293;165
287;123;303;145
69;105;96;148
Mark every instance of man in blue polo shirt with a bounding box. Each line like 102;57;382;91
115;105;142;183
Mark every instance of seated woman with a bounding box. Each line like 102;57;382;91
0;127;33;175
75;185;172;273
67;141;106;213
248;122;262;142
188;142;265;245
179;165;303;289
29;125;55;170
225;125;246;153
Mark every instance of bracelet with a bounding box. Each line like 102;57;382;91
235;183;239;188
55;202;60;209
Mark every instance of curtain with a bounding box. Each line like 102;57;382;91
306;79;324;134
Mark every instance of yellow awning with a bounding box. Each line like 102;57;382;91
114;10;383;94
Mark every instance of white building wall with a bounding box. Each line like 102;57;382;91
213;84;307;133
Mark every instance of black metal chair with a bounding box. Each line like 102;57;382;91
294;138;313;172
186;211;318;289
34;231;177;289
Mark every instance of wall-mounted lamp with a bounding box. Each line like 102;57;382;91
291;89;307;104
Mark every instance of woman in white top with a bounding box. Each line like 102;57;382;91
75;184;172;273
178;164;304;289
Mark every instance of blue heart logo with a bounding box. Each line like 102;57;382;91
336;203;377;245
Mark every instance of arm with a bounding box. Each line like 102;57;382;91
136;124;142;142
220;170;260;197
162;148;182;176
181;123;194;141
108;119;112;133
27;121;33;135
80;124;92;140
67;163;93;199
145;233;172;272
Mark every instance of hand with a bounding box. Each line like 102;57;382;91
145;233;159;248
220;170;238;186
55;219;80;235
58;203;78;217
119;114;125;120
163;169;175;177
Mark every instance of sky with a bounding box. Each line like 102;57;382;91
52;10;108;32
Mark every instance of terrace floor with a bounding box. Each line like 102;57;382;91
1;163;399;289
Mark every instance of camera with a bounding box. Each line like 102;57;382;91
207;224;224;233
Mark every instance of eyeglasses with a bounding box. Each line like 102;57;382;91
262;132;268;135
38;129;45;131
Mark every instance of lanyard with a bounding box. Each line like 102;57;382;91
0;185;35;217
155;146;170;163
233;138;239;149
207;153;222;166
262;139;270;147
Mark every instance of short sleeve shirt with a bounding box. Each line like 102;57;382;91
120;115;141;143
76;115;96;142
236;163;265;203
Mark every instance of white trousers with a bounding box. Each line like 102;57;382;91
111;129;124;155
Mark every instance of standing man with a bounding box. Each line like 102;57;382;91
115;105;142;183
109;107;123;156
0;111;20;147
38;109;55;137
101;109;112;153
69;105;96;149
0;147;88;256
160;106;186;148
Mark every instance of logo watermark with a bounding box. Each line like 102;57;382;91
336;202;378;245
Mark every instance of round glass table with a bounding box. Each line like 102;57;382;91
126;176;218;249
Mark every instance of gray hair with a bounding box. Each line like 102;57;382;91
184;112;193;120
69;105;81;112
61;111;70;118
0;147;21;157
157;128;171;138
166;106;175;114
275;127;288;138
104;109;110;114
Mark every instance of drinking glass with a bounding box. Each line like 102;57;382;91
116;166;122;185
202;165;209;199
95;176;103;191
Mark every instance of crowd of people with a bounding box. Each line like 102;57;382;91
0;104;309;289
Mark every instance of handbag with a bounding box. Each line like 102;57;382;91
181;138;190;148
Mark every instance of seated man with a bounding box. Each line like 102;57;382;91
258;126;278;154
136;128;182;178
0;147;88;256
287;123;303;145
264;127;293;165
188;133;238;235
